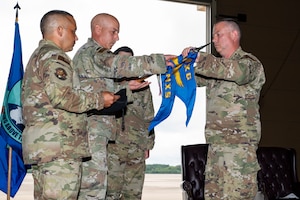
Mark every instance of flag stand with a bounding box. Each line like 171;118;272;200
7;147;12;200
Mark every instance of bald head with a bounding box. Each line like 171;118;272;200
90;13;120;49
91;13;119;32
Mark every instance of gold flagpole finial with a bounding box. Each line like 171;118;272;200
14;3;21;22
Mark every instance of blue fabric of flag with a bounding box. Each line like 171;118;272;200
174;51;197;126
148;51;198;131
0;21;26;197
148;66;176;131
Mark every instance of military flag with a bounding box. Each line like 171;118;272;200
148;51;198;131
0;4;26;197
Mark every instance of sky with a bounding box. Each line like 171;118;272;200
0;0;208;166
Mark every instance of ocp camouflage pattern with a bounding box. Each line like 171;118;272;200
22;39;105;165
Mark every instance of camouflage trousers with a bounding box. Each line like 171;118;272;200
78;135;108;200
204;144;260;200
32;158;82;200
106;143;146;200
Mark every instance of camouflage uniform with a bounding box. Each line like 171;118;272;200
72;38;166;200
194;47;266;200
21;40;106;200
106;83;155;200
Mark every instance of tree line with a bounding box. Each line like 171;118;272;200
145;164;181;174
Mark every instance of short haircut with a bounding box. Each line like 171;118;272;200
40;10;73;35
216;18;241;39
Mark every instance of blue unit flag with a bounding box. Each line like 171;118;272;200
149;51;198;131
0;19;26;197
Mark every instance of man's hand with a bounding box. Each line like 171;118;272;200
128;80;150;91
101;91;120;108
182;47;200;62
164;54;177;67
182;47;193;57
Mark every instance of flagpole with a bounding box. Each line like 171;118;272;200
5;4;22;200
7;147;12;200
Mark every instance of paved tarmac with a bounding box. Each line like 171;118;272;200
0;174;183;200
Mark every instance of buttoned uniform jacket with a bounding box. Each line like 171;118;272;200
195;47;266;173
72;38;167;141
21;40;105;164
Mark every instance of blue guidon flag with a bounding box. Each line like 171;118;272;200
0;9;27;197
148;51;198;131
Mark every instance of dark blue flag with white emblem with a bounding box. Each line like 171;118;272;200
0;8;26;197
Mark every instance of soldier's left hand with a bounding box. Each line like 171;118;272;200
128;80;150;91
102;91;119;108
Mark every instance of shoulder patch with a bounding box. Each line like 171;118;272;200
55;67;68;80
57;55;71;65
51;54;71;65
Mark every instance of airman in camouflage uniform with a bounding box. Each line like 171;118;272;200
72;13;174;200
21;10;117;200
183;19;266;200
106;47;155;200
